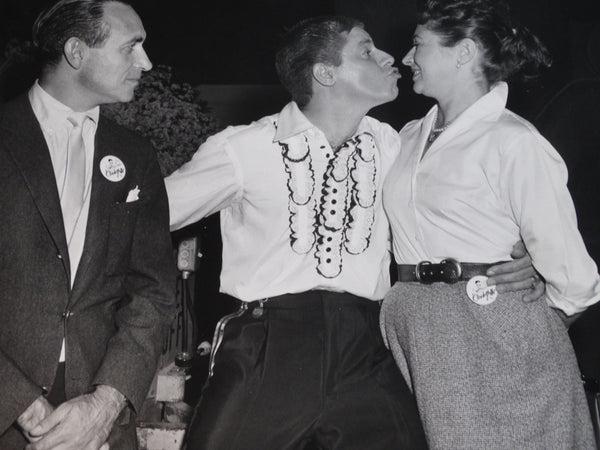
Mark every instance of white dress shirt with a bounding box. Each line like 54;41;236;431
29;81;99;284
384;82;600;315
167;102;400;301
29;81;99;362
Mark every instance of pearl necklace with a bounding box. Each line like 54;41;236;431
428;112;454;143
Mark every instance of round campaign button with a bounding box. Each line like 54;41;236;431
466;275;498;305
100;155;126;182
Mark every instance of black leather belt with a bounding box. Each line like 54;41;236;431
396;259;504;284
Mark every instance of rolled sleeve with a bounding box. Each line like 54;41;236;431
502;131;600;315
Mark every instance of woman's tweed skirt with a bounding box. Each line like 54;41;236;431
380;281;596;449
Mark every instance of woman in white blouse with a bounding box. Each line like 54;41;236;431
380;0;600;448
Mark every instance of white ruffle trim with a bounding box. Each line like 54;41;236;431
280;129;378;278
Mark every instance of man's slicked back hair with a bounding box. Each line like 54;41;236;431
32;0;125;67
275;16;363;107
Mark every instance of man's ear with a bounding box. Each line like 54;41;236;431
312;62;336;87
63;37;86;70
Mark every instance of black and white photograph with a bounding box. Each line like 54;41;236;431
1;0;599;448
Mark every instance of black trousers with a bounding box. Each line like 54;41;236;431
186;291;427;450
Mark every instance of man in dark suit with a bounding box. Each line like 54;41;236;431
0;1;176;448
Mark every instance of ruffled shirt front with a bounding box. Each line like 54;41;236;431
167;102;401;301
383;82;600;315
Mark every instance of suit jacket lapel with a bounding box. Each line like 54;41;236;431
3;95;71;280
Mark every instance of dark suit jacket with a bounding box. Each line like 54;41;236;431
0;93;177;447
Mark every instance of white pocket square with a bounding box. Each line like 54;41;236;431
126;185;140;202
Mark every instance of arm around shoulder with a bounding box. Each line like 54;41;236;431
166;131;243;231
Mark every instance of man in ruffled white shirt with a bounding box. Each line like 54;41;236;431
167;16;538;449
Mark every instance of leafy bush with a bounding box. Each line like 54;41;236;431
103;65;221;176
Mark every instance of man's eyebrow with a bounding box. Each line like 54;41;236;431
124;36;145;45
359;37;374;46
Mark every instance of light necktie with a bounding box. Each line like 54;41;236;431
61;115;87;260
57;115;87;366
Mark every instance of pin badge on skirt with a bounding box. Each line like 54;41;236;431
466;276;498;305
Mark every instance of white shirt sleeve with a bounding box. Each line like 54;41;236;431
500;129;600;315
165;132;243;231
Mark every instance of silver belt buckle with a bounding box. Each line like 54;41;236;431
415;258;462;283
414;260;431;282
440;258;462;283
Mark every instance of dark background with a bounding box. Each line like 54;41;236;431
2;0;600;128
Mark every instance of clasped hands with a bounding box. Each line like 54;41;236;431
17;385;125;450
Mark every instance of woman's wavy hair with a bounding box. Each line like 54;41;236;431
417;0;552;83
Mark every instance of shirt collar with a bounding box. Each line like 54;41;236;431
460;81;508;123
427;81;509;128
28;80;100;132
273;101;373;143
